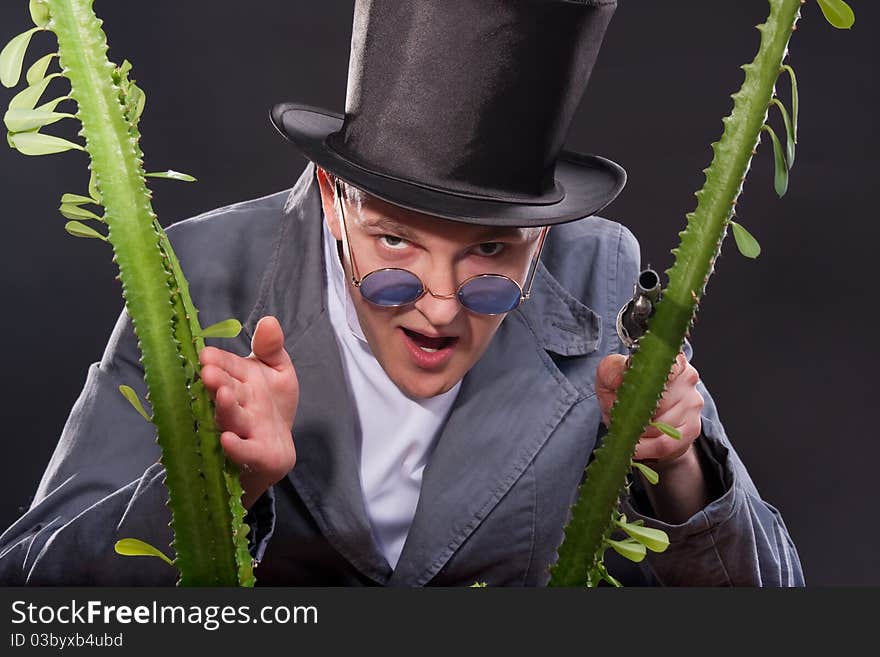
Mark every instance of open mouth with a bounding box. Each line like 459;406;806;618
402;328;458;352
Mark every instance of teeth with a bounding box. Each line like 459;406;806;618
419;346;440;353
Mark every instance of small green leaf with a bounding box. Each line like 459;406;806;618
470;581;487;587
3;108;73;132
770;98;795;168
64;220;107;241
730;221;761;259
60;193;98;207
199;318;242;339
0;27;40;88
817;0;855;29
615;520;670;553
118;59;132;78
782;65;798;146
88;168;101;203
8;74;60;111
34;96;69;114
29;0;51;28
649;421;681;440
605;537;646;563
60;203;103;222
782;64;798;155
10;131;83;155
119;384;151;421
114;538;174;568
126;83;146;123
145;169;197;182
761;124;789;197
135;88;146;120
26;52;55;86
632;460;659;485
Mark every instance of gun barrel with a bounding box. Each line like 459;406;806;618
636;269;661;303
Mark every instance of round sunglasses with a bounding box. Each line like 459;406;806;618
333;179;549;315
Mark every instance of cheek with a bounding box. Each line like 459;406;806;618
351;295;407;345
464;315;505;351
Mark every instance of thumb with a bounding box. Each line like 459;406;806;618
596;354;628;394
595;354;628;425
251;315;291;370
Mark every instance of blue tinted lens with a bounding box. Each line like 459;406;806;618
458;275;522;314
359;269;424;306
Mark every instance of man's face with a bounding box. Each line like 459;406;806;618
317;168;545;400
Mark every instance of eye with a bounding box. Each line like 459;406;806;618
473;242;505;257
378;234;409;250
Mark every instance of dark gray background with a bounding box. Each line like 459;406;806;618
0;1;875;585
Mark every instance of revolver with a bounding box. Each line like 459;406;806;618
615;268;662;351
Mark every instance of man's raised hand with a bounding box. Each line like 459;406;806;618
199;315;299;509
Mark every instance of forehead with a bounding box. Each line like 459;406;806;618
346;189;538;242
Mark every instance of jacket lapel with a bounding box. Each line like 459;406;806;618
243;163;392;584
283;308;393;583
388;262;601;585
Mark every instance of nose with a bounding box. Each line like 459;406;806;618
413;268;462;327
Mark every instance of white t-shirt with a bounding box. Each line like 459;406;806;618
321;216;461;569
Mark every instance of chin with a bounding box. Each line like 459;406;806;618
395;371;458;400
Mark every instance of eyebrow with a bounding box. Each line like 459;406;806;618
360;216;532;242
470;225;533;242
360;216;419;239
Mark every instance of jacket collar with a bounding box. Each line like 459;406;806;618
243;163;601;584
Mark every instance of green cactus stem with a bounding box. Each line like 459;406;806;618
550;0;809;586
3;0;253;585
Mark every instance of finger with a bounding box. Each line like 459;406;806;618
219;431;265;470
640;390;703;441
200;362;233;391
596;354;628;394
667;352;687;382
199;346;253;383
635;415;701;460
252;316;292;371
596;354;628;425
648;400;691;436
200;363;253;406
648;385;704;435
214;385;253;437
657;362;700;413
634;436;690;462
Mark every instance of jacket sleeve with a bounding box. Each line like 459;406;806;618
612;224;805;587
0;308;275;585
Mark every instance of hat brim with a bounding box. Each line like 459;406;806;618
270;103;626;227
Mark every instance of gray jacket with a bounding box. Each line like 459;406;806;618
0;163;804;586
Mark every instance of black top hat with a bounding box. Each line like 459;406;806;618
270;0;625;227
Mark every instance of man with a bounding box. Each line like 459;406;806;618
0;0;802;585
